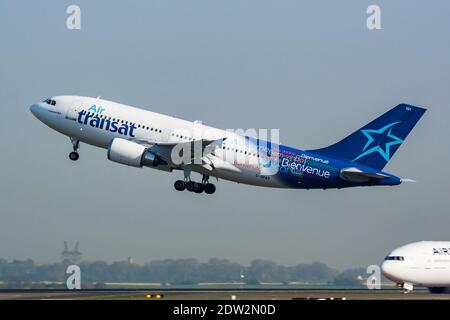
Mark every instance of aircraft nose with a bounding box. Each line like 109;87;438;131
30;103;40;117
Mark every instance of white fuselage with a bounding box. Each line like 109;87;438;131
381;241;450;288
30;95;285;188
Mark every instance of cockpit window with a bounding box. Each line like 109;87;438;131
384;256;404;261
43;98;56;106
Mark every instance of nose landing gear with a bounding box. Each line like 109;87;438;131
69;138;80;161
69;151;79;161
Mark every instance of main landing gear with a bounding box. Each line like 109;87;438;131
174;175;216;194
69;138;80;161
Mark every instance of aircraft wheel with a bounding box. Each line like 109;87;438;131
69;152;79;161
186;181;196;192
194;183;204;193
204;183;216;194
174;180;186;191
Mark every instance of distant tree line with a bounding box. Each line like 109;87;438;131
0;258;366;288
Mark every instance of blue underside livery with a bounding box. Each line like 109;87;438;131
261;104;426;189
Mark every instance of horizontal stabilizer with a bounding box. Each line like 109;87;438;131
340;167;389;183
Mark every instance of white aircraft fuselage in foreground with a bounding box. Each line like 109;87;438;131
382;241;450;293
30;96;425;194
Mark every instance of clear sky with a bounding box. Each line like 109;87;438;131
0;0;449;270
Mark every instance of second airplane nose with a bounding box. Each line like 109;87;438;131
381;261;398;282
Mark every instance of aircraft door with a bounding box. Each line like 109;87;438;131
66;100;83;121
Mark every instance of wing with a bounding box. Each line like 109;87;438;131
130;137;239;172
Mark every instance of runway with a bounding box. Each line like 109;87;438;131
1;289;450;300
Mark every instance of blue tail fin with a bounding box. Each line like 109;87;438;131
308;104;426;170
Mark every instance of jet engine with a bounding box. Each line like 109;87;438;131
107;138;164;168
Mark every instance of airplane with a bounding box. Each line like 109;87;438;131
30;96;426;194
382;241;450;293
